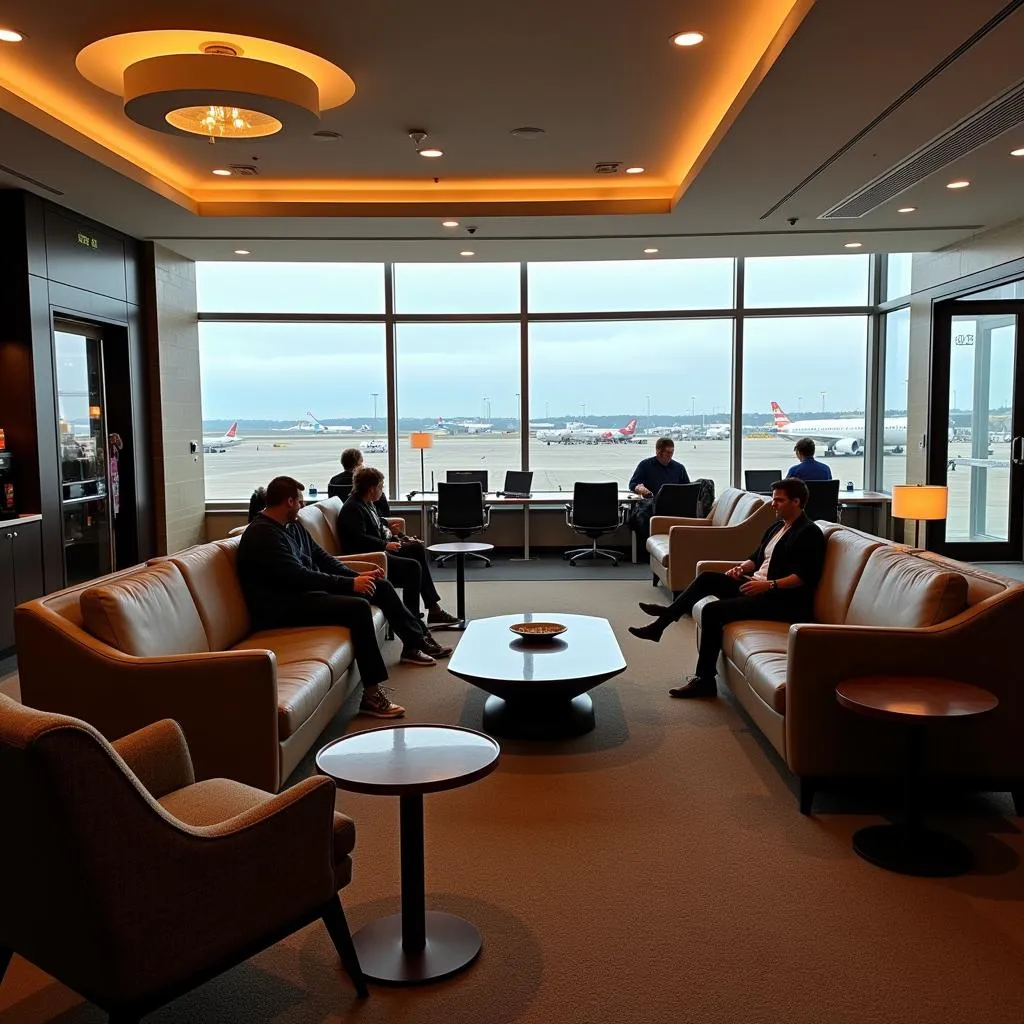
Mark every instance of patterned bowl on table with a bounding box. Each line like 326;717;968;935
509;621;567;642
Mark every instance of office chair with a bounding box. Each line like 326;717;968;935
653;482;701;518
327;479;353;502
804;478;841;522
564;482;626;566
432;481;492;567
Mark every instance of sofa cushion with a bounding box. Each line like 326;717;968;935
845;548;968;628
234;626;354;683
744;652;789;714
81;562;209;657
275;660;333;738
813;526;883;625
723;622;790;675
727;490;767;527
710;489;742;526
166;541;251;651
646;534;671;567
297;503;339;555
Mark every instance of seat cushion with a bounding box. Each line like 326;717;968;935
723;622;790;675
710;489;742;526
233;626;354;683
166;541;251;651
813;526;882;625
646;534;671;567
743;652;789;714
726;491;766;526
297;503;340;555
275;660;333;738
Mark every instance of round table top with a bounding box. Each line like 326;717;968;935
836;677;999;722
316;724;500;795
427;541;495;554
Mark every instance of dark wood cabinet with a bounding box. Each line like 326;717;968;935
0;518;44;651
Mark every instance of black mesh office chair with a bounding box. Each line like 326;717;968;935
431;482;492;567
804;479;840;522
564;482;626;566
653;483;701;518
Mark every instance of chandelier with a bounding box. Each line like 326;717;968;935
165;104;282;139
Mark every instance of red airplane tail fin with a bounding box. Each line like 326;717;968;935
620;418;638;435
770;402;791;427
225;422;238;438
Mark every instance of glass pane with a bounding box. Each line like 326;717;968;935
744;255;870;308
528;259;734;312
946;313;1016;543
882;308;911;491
198;323;387;499
393;263;520;313
394;323;521;493
886;253;914;301
528;320;733;490
741;316;868;489
955;279;1024;301
196;262;384;313
54;331;106;493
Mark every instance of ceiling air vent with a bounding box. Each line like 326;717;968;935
594;162;621;174
228;164;259;177
821;78;1024;219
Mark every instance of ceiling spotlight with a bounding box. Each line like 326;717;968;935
897;206;916;213
510;126;545;137
459;250;475;257
1011;147;1024;157
212;167;232;176
844;242;862;248
643;248;660;254
671;31;704;47
442;220;459;227
233;249;251;255
0;28;24;42
946;179;970;189
625;166;646;175
409;129;443;158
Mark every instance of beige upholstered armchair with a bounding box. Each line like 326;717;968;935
647;487;776;595
0;695;366;1022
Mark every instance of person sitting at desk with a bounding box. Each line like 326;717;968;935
338;466;459;628
329;447;401;517
786;437;832;481
628;477;825;699
627;437;690;547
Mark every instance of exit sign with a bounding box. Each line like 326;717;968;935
77;232;98;249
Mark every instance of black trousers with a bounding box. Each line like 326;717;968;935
258;581;426;689
662;571;810;678
386;541;441;616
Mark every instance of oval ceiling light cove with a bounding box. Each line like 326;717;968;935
0;28;25;42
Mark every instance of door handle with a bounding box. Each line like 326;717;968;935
1014;437;1024;466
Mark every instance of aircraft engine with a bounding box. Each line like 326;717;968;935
833;438;861;455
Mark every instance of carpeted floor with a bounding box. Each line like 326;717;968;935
4;579;1024;1023
429;552;648;582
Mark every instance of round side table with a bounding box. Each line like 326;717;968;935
427;541;494;629
317;724;500;984
836;676;998;877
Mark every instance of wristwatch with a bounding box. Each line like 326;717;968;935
769;580;778;590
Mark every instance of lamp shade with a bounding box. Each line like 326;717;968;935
891;484;948;521
409;432;434;451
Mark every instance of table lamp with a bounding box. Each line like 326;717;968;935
409;432;434;493
891;484;948;549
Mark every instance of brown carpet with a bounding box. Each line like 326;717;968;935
4;579;1024;1023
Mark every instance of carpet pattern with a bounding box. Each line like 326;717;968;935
4;579;1024;1024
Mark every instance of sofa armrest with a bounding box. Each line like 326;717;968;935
695;560;737;575
338;552;386;573
387;517;407;534
650;515;709;534
112;719;196;798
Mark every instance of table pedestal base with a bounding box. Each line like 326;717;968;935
852;823;973;877
483;692;594;739
353;911;482;985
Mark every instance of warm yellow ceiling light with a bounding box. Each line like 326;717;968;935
166;104;282;139
897;206;916;213
0;28;24;42
233;249;250;255
946;180;970;189
844;241;862;248
1011;147;1024;157
212;167;232;176
672;31;704;47
442;220;459;227
459;250;475;257
625;166;646;174
643;247;660;253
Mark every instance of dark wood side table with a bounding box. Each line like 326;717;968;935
317;725;500;984
836;676;998;877
426;541;494;629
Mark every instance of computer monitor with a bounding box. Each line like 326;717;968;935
446;469;489;491
502;470;534;496
744;469;782;495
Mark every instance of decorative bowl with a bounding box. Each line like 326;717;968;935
509;621;567;641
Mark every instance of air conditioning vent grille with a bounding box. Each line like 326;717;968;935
228;164;259;177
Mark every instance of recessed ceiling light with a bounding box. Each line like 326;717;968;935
643;247;659;254
671;31;704;47
233;249;251;255
1011;147;1024;157
419;147;444;158
212;168;232;176
946;179;970;189
442;220;459;227
625;166;646;175
459;250;475;257
0;28;25;42
510;126;545;137
897;206;916;213
844;242;862;248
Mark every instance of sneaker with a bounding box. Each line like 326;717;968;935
422;634;453;659
400;647;436;666
359;686;405;718
427;606;461;625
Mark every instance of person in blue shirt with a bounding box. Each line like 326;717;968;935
786;437;832;482
628;437;690;546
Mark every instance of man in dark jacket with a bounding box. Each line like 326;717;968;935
338;466;459;624
628;477;826;698
236;476;452;719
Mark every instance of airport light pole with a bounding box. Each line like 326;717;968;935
581;402;586;419
646;394;651;418
820;391;826;413
370;392;379;429
514;392;520;432
797;395;802;414
691;395;696;422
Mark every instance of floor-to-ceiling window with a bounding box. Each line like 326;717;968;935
881;307;911;491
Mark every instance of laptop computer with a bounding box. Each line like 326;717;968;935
446;469;489;491
500;470;534;498
744;469;782;495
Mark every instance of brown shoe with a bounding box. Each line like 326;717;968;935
427;606;461;625
421;634;453;659
359;686;406;718
400;647;436;666
669;676;717;699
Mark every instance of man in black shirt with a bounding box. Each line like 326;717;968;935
628;477;826;699
236;476;452;719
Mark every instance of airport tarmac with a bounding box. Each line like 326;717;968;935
204;433;1013;543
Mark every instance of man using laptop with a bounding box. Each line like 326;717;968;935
628;437;690;548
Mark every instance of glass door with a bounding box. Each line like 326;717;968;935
929;300;1024;561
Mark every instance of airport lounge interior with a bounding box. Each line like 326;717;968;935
5;2;1024;1022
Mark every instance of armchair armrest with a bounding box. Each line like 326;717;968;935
112;719;195;799
650;515;709;534
696;560;737;575
338;552;386;573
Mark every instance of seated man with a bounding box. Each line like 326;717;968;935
628;477;825;699
628;437;690;547
786;436;832;481
236;475;452;720
338;466;459;626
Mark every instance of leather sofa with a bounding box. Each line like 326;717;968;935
692;522;1024;812
299;496;405;554
647;487;777;594
15;536;389;793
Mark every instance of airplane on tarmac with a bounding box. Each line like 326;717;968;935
770;402;908;455
202;422;242;453
306;412;356;433
360;438;388;454
704;424;730;439
436;417;492;434
537;418;639;444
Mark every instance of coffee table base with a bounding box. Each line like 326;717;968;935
483;692;594;739
353;911;482;985
852;823;973;877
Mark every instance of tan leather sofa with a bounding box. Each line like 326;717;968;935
647;487;776;594
299;496;405;554
15;536;389;793
692;523;1024;812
